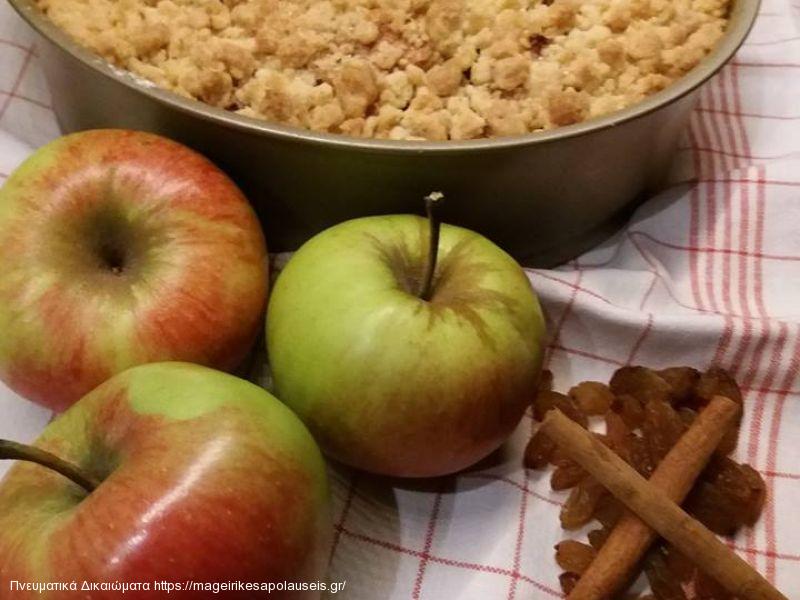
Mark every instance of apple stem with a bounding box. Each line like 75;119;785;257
417;192;444;301
0;439;99;494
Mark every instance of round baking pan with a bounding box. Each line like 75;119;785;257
9;0;759;265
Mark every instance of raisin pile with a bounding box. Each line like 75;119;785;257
524;366;767;600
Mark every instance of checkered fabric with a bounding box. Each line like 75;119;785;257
1;0;799;597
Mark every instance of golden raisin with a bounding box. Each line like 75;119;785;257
524;429;556;469
605;411;632;461
587;527;610;549
533;390;588;426
686;457;767;535
610;366;674;404
694;367;743;407
561;478;606;530
559;572;580;594
612;394;646;429
642;399;687;464
594;494;624;528
657;366;700;405
555;540;597;574
644;548;689;600
551;460;587;490
569;381;615;415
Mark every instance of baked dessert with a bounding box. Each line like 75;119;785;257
37;0;731;140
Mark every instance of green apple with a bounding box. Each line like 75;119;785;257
0;130;269;412
267;196;546;477
0;362;331;598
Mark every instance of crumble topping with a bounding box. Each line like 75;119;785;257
37;0;730;140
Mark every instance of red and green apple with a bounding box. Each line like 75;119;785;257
266;196;546;477
0;362;331;598
0;130;268;412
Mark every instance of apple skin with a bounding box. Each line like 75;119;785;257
0;362;331;599
0;130;268;412
266;215;545;477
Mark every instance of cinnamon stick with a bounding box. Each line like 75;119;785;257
568;395;740;600
541;408;788;600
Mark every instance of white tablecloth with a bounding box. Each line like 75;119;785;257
1;0;799;596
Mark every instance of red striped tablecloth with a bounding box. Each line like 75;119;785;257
1;0;798;597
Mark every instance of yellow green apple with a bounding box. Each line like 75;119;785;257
267;196;546;477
